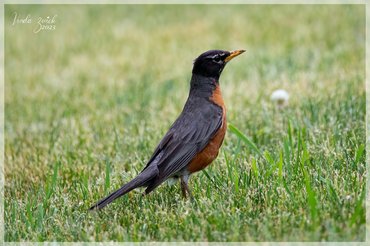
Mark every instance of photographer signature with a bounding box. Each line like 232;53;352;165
12;12;57;33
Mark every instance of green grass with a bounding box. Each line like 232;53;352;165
4;4;366;241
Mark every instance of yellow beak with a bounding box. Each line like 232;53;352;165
225;49;246;62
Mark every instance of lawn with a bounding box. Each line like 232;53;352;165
4;4;366;241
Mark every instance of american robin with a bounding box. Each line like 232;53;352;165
90;49;245;210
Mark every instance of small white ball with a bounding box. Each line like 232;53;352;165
270;89;289;108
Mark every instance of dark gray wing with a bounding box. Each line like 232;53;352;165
141;96;223;193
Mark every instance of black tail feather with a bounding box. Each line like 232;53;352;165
89;165;158;210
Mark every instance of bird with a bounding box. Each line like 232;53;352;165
89;49;245;210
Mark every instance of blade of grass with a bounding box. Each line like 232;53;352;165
229;123;262;157
46;160;60;200
104;158;111;192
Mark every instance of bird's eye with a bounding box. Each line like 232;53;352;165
211;55;223;64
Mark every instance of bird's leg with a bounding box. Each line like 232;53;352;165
180;178;188;198
180;175;193;199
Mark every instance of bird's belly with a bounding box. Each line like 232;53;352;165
187;120;227;173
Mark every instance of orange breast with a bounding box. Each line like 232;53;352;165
187;85;226;173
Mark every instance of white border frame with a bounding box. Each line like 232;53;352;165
0;1;367;245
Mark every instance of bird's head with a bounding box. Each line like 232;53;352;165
192;49;245;79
